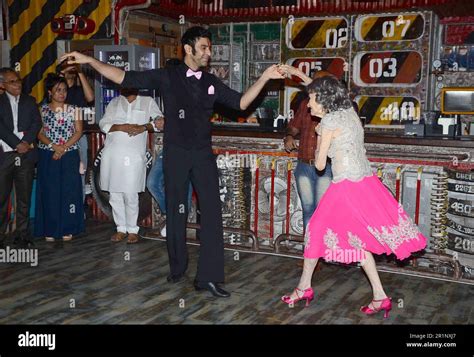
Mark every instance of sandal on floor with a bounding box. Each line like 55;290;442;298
127;233;139;244
62;235;73;241
111;232;127;242
45;237;55;242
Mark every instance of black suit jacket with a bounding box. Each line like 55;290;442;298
0;93;42;163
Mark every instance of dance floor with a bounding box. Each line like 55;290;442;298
0;221;473;325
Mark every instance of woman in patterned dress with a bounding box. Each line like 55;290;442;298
35;74;84;241
280;76;427;318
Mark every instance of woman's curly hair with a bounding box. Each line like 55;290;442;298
306;76;353;113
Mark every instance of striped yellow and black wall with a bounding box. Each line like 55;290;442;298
8;0;112;103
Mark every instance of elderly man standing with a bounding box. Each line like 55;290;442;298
0;68;41;247
99;88;162;244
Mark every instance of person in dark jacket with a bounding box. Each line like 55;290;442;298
0;67;41;247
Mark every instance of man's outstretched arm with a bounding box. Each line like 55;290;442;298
240;64;285;110
60;51;125;84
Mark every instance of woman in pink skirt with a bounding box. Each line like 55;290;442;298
280;76;427;318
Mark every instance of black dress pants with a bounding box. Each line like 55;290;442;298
0;152;35;240
163;144;224;283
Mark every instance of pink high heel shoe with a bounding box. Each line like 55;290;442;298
281;287;314;307
360;297;392;318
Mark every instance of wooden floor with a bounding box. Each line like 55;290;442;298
0;221;473;325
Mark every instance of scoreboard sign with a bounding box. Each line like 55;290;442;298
349;12;428;127
448;218;474;236
356;95;421;125
353;51;422;87
286;57;346;82
448;232;474;255
355;13;425;42
286;17;348;49
448;197;474;218
448;182;474;195
283;12;430;129
284;57;347;116
446;169;474;182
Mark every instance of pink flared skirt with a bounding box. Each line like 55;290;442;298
304;174;427;263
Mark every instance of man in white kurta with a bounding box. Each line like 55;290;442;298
99;88;162;243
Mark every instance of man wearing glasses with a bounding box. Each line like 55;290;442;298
0;68;42;248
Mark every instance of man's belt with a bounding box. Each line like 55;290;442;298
299;158;316;165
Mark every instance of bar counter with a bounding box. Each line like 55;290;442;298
212;126;474;149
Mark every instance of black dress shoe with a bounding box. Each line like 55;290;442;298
194;281;230;298
167;273;185;283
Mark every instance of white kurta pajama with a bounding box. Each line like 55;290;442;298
99;95;162;234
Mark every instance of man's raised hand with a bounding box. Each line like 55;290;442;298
261;64;286;81
59;51;93;66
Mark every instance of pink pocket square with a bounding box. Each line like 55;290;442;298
208;85;215;95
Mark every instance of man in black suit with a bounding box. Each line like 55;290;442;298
61;27;285;298
0;68;42;247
